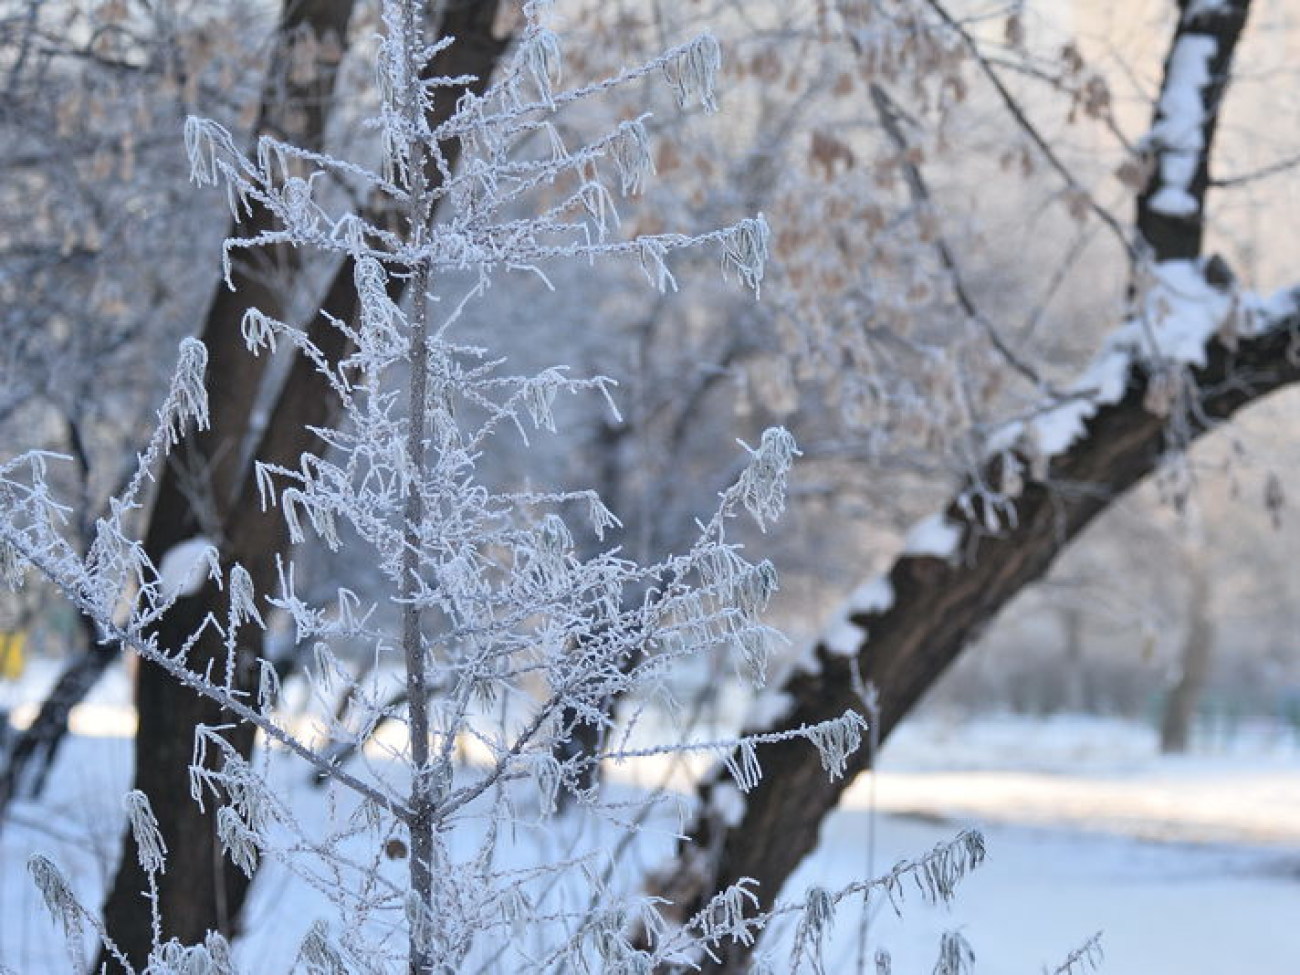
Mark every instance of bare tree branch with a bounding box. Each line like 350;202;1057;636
867;80;1045;389
923;0;1136;259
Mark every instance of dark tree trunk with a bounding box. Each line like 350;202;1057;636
97;2;360;966
658;297;1300;975
0;613;106;810
1160;550;1214;753
1135;0;1249;262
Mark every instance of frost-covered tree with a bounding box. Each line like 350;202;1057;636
1;2;894;972
3;0;509;954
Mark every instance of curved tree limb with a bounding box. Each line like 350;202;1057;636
653;280;1298;974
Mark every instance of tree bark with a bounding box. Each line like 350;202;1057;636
1160;544;1214;753
1136;0;1249;262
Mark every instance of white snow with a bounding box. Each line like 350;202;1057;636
1241;285;1300;336
710;781;747;827
820;576;894;659
1028;399;1093;457
1075;345;1132;405
787;637;826;678
157;535;216;600
847;575;894;615
4;709;1300;973
788;713;1300;975
823;615;866;658
903;513;962;559
984;417;1024;456
3;657;135;732
1148;184;1199;219
1128;259;1233;366
1184;0;1230;21
1145;35;1217;218
850;713;1300;847
802;807;1300;975
1027;346;1134;455
991;259;1237;466
743;689;795;731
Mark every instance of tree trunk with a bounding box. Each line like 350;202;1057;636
0;613;106;811
1160;546;1214;753
1060;604;1086;713
97;4;359;965
660;300;1298;975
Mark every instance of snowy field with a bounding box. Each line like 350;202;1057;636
810;715;1300;974
3;666;1300;973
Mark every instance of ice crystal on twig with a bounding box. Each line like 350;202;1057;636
721;215;772;297
733;426;799;529
1049;931;1105;975
666;33;723;112
28;856;85;967
162;338;210;446
933;930;976;975
125;790;168;875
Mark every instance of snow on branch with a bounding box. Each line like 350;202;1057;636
805;256;1300;675
1136;0;1249;259
1144;36;1217;219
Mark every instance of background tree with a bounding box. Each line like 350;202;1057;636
0;1;272;808
645;3;1300;970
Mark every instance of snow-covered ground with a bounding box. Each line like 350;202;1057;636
802;714;1300;974
867;713;1300;846
2;675;1299;973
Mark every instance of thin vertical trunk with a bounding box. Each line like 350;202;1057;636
402;260;435;972
401;161;436;975
397;3;436;971
1160;550;1214;753
1060;604;1086;713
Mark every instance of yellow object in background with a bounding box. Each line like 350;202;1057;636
0;631;25;680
